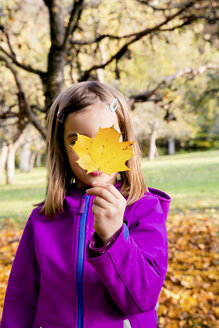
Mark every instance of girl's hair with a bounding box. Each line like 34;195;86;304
41;81;147;217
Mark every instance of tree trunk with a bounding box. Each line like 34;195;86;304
0;144;8;183
168;135;175;155
36;152;42;167
19;142;31;172
30;151;38;170
148;130;158;161
6;144;15;184
43;48;65;110
43;0;66;110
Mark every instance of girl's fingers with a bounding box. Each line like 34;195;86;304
93;196;110;209
86;186;116;203
87;183;122;200
102;183;122;200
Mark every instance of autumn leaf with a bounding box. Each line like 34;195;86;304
158;213;219;327
71;125;134;175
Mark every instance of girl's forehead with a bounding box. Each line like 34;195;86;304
64;102;120;137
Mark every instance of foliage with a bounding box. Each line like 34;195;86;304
180;72;219;151
0;219;22;317
158;212;219;327
0;0;218;140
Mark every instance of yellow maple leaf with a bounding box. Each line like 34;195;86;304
71;125;134;175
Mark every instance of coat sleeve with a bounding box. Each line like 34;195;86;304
87;195;169;315
0;216;40;328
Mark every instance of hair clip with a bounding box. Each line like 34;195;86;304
109;98;118;112
57;111;65;123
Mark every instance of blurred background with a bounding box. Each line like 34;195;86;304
0;0;218;326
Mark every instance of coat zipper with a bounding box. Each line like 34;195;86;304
76;194;90;328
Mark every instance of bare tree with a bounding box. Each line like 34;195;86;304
0;0;218;139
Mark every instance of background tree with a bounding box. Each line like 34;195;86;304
0;0;218;179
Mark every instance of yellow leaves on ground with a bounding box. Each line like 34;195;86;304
71;125;134;175
0;220;22;317
0;212;218;326
158;212;219;327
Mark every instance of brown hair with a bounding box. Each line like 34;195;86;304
41;81;147;217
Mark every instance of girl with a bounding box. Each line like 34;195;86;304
1;81;171;328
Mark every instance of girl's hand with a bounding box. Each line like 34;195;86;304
86;183;126;245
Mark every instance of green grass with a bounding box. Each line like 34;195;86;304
0;168;47;227
142;150;219;216
0;150;218;228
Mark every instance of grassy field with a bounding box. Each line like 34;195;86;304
142;150;219;217
0;168;47;227
0;150;218;228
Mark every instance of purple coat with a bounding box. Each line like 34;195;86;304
0;183;171;328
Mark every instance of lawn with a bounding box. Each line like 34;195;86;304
0;149;219;228
0;168;47;227
142;150;219;217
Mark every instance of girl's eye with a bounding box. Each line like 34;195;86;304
70;139;77;146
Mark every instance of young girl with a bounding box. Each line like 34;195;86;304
1;81;171;328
